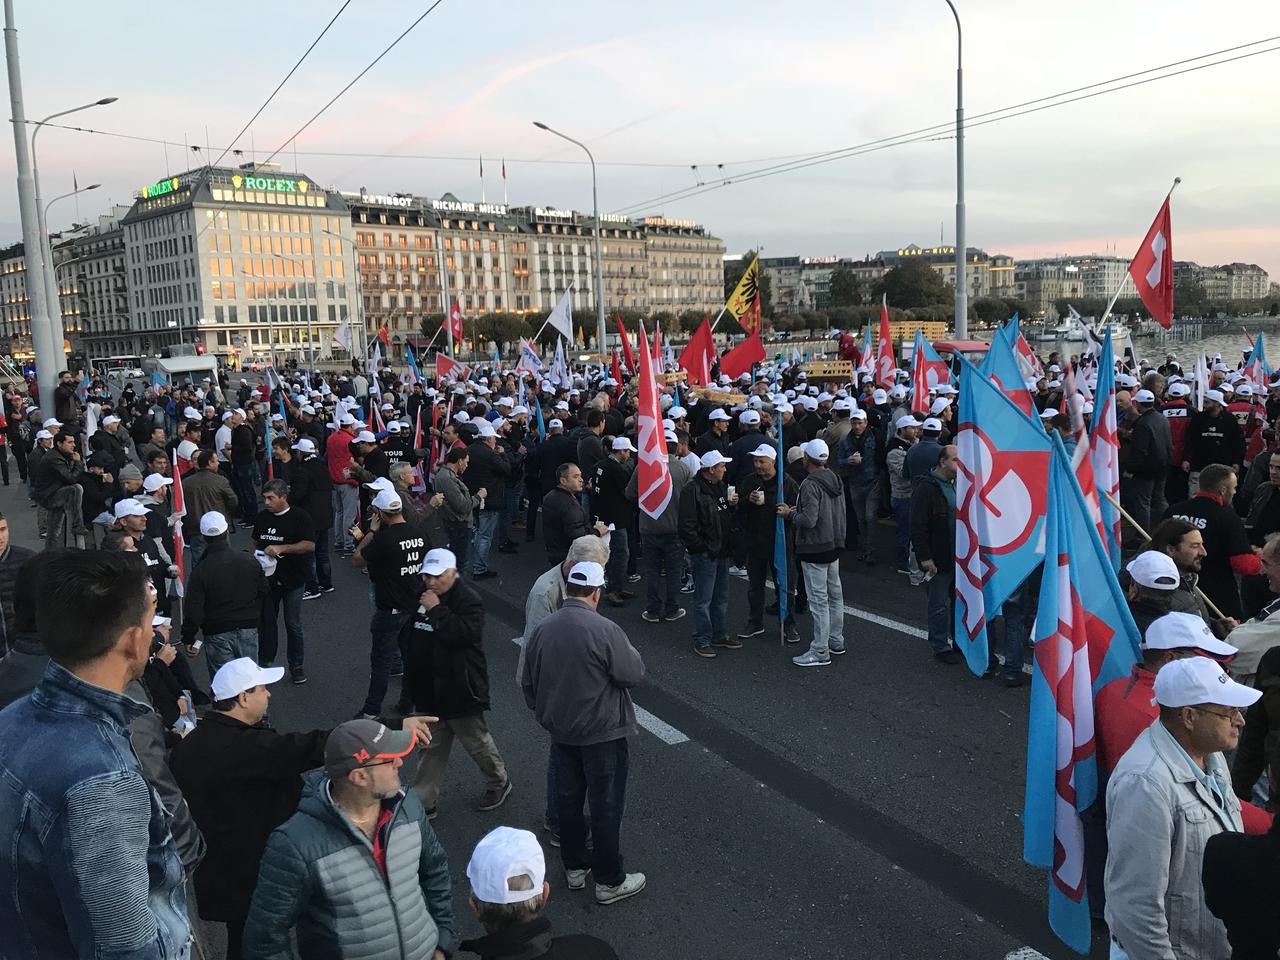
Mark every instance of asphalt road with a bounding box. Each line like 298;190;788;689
0;477;1107;960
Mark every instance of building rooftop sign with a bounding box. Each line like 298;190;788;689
430;198;507;216
230;173;310;194
642;216;698;229
140;176;183;199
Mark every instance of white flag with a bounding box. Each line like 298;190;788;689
1194;352;1209;412
546;286;574;341
549;338;569;388
516;337;543;376
369;341;381;384
332;318;353;352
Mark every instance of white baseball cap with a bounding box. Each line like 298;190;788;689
1166;383;1190;398
698;450;732;469
300;404;317;415
1125;551;1181;591
475;420;497;438
42;417;62;429
363;477;395;492
749;443;777;460
371;488;403;512
421;548;457;576
1039;408;1059;420
339;412;357;425
611;437;636;451
739;410;761;425
889;385;908;400
355;430;377;444
548;418;564;430
850;409;868;420
1204;389;1225;405
669;406;687;419
175;440;199;462
102;415;121;426
466;826;546;906
1133;389;1157;404
921;417;943;432
113;499;149;519
929;398;952;415
1152;656;1261;709
802;438;829;461
183;407;201;420
774;402;793;414
292;438;316;454
871;389;888;404
386;420;403;433
567;560;606;588
1143;611;1238;657
35;429;53;441
896;415;919;431
707;409;731;421
211;657;285;701
199;511;228;537
143;474;173;493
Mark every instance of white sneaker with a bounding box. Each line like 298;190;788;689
566;868;588;890
595;872;646;904
792;650;832;668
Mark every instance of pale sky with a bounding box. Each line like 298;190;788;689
4;0;1278;279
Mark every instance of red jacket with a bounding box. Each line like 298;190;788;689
326;428;356;485
1161;399;1190;464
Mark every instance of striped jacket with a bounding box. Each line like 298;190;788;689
244;770;456;960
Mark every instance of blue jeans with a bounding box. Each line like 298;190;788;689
501;480;522;545
447;525;472;574
553;738;629;887
306;526;333;591
891;496;913;571
361;608;408;716
1000;571;1038;677
642;533;685;618
472;510;500;574
259;585;304;668
605;528;630;593
848;479;881;556
332;485;358;552
233;463;259;524
926;569;955;654
204;627;259;679
690;554;729;648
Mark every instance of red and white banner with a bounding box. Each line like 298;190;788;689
1127;196;1174;330
636;321;672;520
678;318;716;387
876;297;895;390
447;298;465;345
170;450;187;598
435;353;468;383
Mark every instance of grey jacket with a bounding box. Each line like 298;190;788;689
244;770;456;960
793;466;847;557
516;563;567;685
1104;720;1241;960
433;464;479;527
522;599;644;746
624;454;692;537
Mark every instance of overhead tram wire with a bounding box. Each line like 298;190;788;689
209;0;354;169
608;36;1280;215
260;0;449;166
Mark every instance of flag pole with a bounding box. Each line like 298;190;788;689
1101;491;1227;620
708;305;728;334
1100;177;1181;327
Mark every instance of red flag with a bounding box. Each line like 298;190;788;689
651;326;661;366
376;324;391;349
611;348;622;385
875;297;895;389
435;353;468;382
170;450;187;597
448;298;465;343
616;314;636;372
678;318;715;387
1127;195;1173;329
635;321;672;519
412;406;426;492
719;333;766;380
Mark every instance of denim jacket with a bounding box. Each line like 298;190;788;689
0;660;191;959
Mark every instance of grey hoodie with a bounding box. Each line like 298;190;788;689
793;466;847;557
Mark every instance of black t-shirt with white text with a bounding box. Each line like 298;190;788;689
363;520;428;611
1165;493;1251;619
253;506;315;591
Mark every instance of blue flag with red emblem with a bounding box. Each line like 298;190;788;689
954;355;1051;675
1025;436;1140;954
979;323;1037;419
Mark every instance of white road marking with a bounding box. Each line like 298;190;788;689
509;638;690;746
1004;948;1050;960
633;705;690;745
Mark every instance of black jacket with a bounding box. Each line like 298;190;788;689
1202;817;1280;960
910;471;956;566
693;426;730;458
461;917;619;960
181;539;269;641
463;439;513;504
736;469;799;549
402;579;489;720
88;428;129;472
169;711;327;920
542;487;591;565
32;448;84;507
591;455;635;527
0;544;34;652
1126;408;1173;477
727;429;767;485
537;433;577;491
1185;409;1245;470
678;473;733;558
287;455;334;531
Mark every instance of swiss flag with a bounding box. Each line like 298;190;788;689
448;298;465;343
1127;197;1173;329
170;451;187;598
875;297;895;389
435;353;468;383
635;321;672;519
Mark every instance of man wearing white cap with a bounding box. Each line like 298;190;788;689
460;826;620;958
693;408;731;458
678;450;739;658
182;512;268;677
522;560;646;905
326;412;361;555
32;430;88;549
735;443;800;642
180;450;240;567
405;548;512;818
909;444;962;664
1183;388;1244;498
1104;656;1260;960
88;412;129;474
778;438;846;666
1120;386;1172;546
593;436;637;606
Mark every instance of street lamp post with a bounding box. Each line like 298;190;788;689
533;121;606;355
31;96;117;373
943;1;967;339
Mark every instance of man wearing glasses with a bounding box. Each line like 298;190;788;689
1104;653;1262;960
